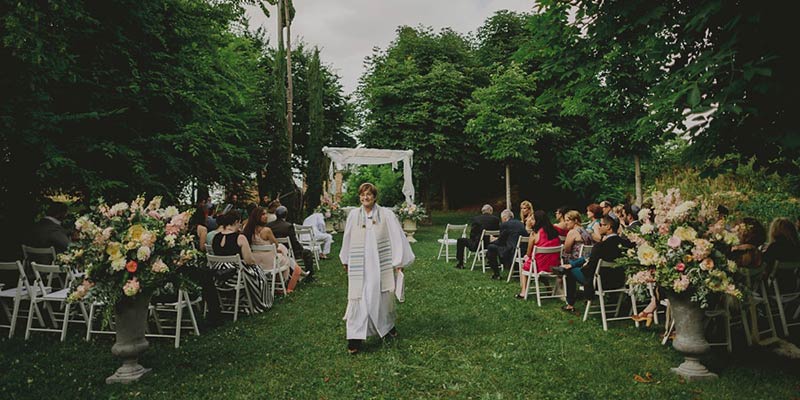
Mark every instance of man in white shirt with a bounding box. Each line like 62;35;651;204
303;212;334;259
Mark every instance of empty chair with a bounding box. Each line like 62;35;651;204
437;224;468;262
25;262;88;341
1;261;47;338
147;289;200;348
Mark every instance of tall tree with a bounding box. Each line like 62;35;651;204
305;48;325;211
466;64;555;210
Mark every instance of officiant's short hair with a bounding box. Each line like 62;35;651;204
358;182;378;197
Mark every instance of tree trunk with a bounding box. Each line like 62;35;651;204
283;1;294;155
441;180;449;211
505;163;511;211
634;153;642;207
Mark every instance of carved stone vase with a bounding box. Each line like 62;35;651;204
106;293;152;384
668;293;718;381
402;219;417;243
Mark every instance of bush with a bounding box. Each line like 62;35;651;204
650;157;800;225
342;165;404;207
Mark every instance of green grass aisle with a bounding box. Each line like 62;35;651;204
1;211;798;399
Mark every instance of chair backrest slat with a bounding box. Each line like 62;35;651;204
533;245;562;255
251;244;277;253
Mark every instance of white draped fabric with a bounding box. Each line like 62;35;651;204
322;147;415;205
339;206;415;339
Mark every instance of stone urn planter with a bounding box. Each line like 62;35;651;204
334;219;345;233
402;219;417;243
106;293;152;384
668;293;718;381
325;219;336;234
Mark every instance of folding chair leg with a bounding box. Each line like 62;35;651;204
599;292;608;331
60;302;72;341
175;294;184;349
24;300;36;340
85;303;95;341
630;293;640;328
534;275;542;307
185;292;200;336
773;286;790;336
10;296;23;338
437;242;444;260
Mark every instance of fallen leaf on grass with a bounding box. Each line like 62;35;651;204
324;377;330;383
633;372;654;383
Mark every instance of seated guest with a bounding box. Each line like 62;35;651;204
210;212;273;312
265;200;281;224
621;204;641;233
562;211;594;262
520;200;534;234
303;211;334;259
731;217;767;269
486;209;527;281
267;206;315;281
189;203;209;252
554;206;570;238
454;204;500;269
600;200;616;219
518;210;562;298
559;216;629;313
243;207;302;293
763;218;800;292
29;201;71;253
586;203;604;242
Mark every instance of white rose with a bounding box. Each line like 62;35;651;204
137;246;151;262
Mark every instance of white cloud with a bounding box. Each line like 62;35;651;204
244;0;536;95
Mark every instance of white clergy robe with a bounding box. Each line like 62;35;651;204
340;205;414;339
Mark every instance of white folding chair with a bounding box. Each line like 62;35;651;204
507;236;528;282
276;237;296;262
471;229;499;272
561;244;594;296
85;301;116;340
21;245;63;288
207;255;254;322
704;295;750;353
294;224;321;271
743;267;779;345
252;244;288;298
767;260;800;336
522;245;564;306
582;260;637;331
25;262;88;341
147;288;200;348
1;261;47;338
437;224;468;262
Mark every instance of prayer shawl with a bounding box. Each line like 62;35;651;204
346;205;395;300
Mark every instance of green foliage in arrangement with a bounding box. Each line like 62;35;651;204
1;215;798;399
342;165;404;207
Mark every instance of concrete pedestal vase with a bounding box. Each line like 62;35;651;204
106;293;152;384
668;293;718;381
402;219;417;243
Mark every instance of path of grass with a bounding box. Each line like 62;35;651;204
1;211;798;399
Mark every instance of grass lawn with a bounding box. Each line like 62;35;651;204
2;211;798;399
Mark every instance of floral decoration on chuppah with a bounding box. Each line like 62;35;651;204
59;195;200;320
394;202;428;223
616;188;743;308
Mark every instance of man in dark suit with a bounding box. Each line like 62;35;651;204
267;206;315;281
485;209;528;280
454;204;500;269
560;216;631;312
29;201;71;253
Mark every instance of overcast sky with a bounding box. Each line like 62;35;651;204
244;1;536;95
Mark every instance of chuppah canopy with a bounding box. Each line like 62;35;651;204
322;147;415;205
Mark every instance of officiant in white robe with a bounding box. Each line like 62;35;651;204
340;183;414;353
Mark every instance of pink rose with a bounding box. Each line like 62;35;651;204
667;236;681;248
675;262;685;272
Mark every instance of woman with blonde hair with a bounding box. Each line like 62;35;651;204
520;200;534;233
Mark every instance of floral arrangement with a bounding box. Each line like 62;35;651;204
58;195;200;313
616;188;743;308
315;194;346;223
394;201;427;223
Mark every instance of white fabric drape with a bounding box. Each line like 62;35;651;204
322;147;415;205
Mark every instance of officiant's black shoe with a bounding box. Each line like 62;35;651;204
387;327;398;338
347;339;362;355
454;262;464;269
